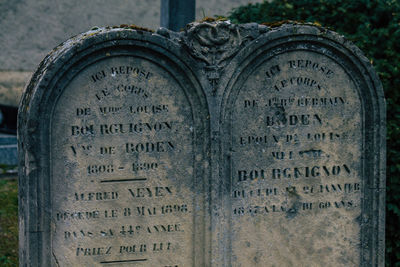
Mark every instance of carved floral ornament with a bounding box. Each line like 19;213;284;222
18;21;386;266
182;21;267;92
184;21;243;66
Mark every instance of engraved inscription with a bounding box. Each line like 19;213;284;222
51;56;197;266
230;51;362;266
19;24;385;267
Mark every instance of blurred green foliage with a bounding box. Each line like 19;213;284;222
229;0;400;265
0;179;18;267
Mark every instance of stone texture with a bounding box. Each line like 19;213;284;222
50;55;206;267
230;50;362;266
18;22;386;266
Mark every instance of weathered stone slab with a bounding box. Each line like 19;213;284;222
18;28;209;266
229;46;363;266
19;22;386;266
218;25;385;266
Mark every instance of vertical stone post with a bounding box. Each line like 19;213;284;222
161;0;196;31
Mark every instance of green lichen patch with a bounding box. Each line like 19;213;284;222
116;24;155;32
198;16;229;23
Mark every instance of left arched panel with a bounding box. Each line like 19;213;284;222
18;29;210;267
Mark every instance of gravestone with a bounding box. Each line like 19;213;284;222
19;22;386;266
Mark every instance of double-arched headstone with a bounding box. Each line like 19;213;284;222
18;22;386;266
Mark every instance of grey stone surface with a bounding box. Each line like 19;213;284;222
18;22;385;266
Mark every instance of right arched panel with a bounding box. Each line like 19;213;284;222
223;30;385;267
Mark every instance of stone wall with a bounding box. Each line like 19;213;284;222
0;0;261;107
